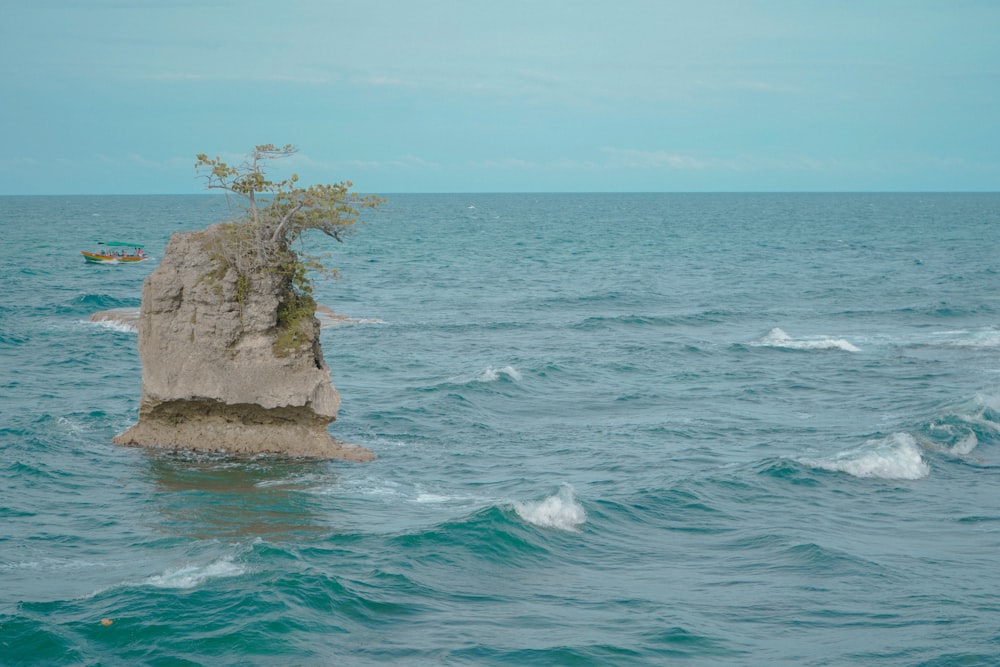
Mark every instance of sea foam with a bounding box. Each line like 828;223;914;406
514;485;587;531
83;318;137;333
950;431;979;456
924;393;1000;455
441;365;523;387
754;327;860;352
930;328;1000;349
143;558;247;589
476;365;522;382
799;433;930;480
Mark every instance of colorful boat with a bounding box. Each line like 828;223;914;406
82;242;148;264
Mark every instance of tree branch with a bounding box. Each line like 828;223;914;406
269;202;305;245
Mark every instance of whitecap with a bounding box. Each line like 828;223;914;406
753;327;860;352
476;365;522;382
798;433;930;480
442;365;522;386
415;492;454;504
0;557;105;573
93;320;137;333
310;477;404;498
56;416;87;433
514;485;586;531
927;395;1000;447
929;328;1000;349
950;431;979;456
143;558;247;589
84;318;137;333
315;307;385;327
253;472;326;488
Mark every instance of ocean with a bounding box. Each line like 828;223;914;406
2;193;999;665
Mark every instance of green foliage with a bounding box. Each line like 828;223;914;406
235;273;252;312
195;144;383;255
273;291;317;355
195;144;383;343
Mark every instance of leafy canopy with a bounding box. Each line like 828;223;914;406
195;144;383;286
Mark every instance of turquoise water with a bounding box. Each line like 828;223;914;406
2;193;1000;665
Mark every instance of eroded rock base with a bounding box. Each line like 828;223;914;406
113;399;374;461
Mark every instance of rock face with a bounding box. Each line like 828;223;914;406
113;224;374;461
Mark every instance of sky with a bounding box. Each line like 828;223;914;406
2;0;998;194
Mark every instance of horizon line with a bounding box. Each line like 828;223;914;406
2;190;998;197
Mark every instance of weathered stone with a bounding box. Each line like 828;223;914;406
113;224;373;461
90;304;361;331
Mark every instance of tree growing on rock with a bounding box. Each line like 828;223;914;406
195;144;382;349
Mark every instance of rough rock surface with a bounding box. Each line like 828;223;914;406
113;224;374;461
90;304;359;332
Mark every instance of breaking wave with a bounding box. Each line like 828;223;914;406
752;327;861;352
513;485;587;531
927;328;1000;349
84;318;136;333
918;393;1000;456
142;558;247;589
441;365;523;386
476;365;522;382
798;433;930;480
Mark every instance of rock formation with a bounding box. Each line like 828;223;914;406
90;304;362;332
113;224;374;461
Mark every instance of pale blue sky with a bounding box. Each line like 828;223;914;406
2;0;998;194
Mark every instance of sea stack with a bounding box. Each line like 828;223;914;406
113;224;374;461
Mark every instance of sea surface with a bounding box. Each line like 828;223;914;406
2;193;1000;665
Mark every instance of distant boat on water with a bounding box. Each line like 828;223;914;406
82;241;148;264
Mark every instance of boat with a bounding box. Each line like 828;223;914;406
82;242;148;264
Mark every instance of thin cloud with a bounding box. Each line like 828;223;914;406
145;72;204;81
286;153;441;172
468;149;847;174
469;157;599;171
353;75;420;89
692;78;803;95
344;155;442;170
729;80;802;94
95;153;191;169
601;148;834;172
0;156;43;167
601;148;732;171
140;70;331;85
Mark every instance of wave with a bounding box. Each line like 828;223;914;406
571;309;751;330
61;294;138;315
376;486;586;570
341;317;386;325
141;557;247;589
786;394;1000;483
388;505;555;565
440;365;523;386
476;365;522;383
71;554;250;600
949;431;979;456
315;306;385;327
315;476;462;503
513;485;586;531
415;491;473;504
918;393;1000;456
925;328;1000;349
574;314;669;329
316;475;589;533
797;432;930;480
83;317;137;334
751;327;860;352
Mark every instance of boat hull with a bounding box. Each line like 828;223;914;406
82;251;146;264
